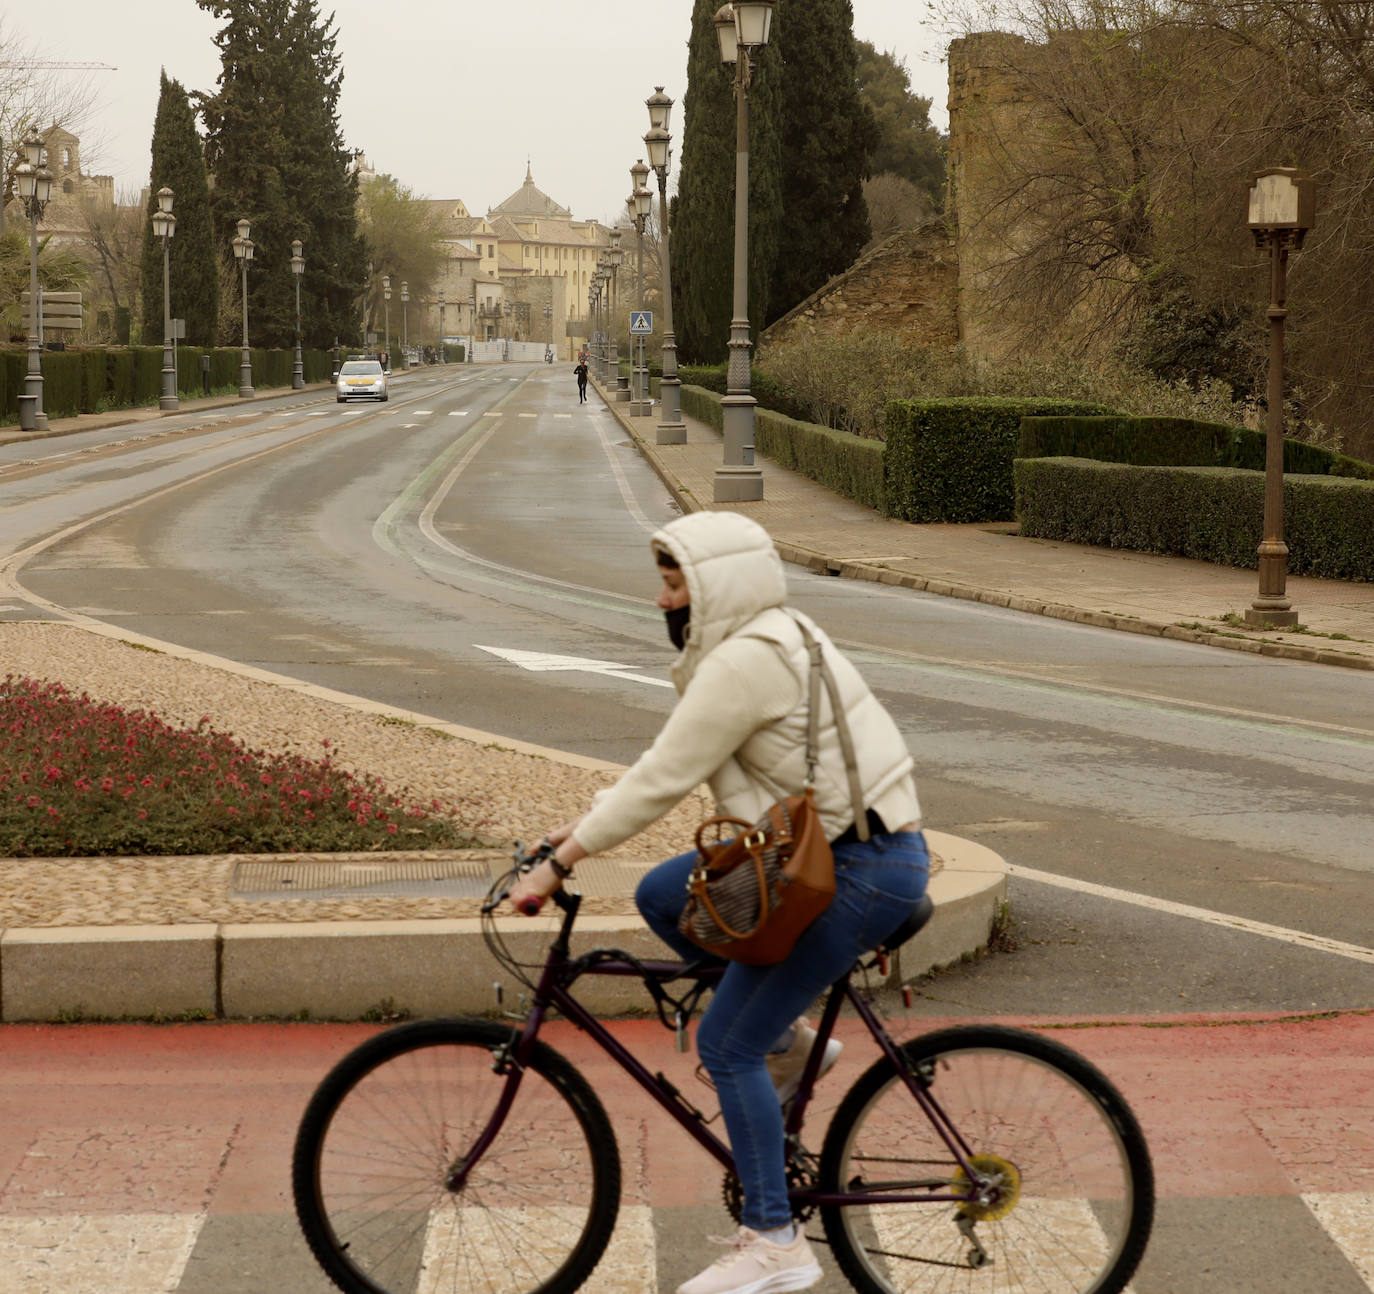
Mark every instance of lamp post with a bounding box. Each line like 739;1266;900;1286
1244;168;1316;629
438;290;446;363
152;187;178;411
15;129;53;432
401;281;409;368
646;88;686;444
632;160;654;414
290;238;306;390
231;217;255;399
712;0;774;501
382;274;391;369
593;263;606;379
609;229;627;401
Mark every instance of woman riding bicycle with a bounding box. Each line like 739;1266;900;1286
510;510;928;1294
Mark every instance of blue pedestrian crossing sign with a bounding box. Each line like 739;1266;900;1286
629;311;654;334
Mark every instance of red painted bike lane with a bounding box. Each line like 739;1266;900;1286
0;1009;1370;1292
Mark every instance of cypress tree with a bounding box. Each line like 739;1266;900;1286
197;0;365;350
673;0;783;364
140;71;218;347
767;0;877;323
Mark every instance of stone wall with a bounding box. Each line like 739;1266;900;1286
757;223;958;358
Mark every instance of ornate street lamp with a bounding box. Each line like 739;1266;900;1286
290;238;306;389
712;0;775;501
382;273;392;369
231;217;255;399
401;281;409;368
150;187;179;411
608;229;626;401
645;86;686;444
15;129;53;432
628;158;654;415
1244;168;1316;629
438;289;446;363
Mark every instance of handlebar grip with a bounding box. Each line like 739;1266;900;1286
517;894;545;916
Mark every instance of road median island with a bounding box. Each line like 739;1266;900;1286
0;621;1006;1022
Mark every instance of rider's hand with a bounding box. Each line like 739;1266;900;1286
545;818;583;848
507;858;565;913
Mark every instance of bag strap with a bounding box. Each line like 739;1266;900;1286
791;614;869;843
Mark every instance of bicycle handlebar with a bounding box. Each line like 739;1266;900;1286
480;841;565;916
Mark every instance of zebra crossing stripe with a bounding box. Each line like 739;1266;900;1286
1305;1194;1374;1288
0;1212;205;1294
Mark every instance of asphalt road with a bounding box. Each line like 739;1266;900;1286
3;363;1373;1016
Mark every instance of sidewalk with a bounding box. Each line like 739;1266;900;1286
597;379;1374;672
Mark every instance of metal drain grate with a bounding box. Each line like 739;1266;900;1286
231;857;496;901
230;856;657;902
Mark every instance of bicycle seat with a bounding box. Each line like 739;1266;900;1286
876;893;934;954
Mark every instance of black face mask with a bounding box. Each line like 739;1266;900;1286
665;604;691;651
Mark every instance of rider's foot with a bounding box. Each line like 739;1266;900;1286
676;1225;821;1294
765;1020;841;1106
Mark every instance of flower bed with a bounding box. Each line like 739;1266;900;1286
0;676;480;858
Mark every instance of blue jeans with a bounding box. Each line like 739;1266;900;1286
635;829;930;1231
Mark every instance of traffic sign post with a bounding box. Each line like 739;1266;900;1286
629;311;653;334
629;312;653;416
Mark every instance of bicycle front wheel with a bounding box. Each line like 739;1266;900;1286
820;1025;1153;1294
293;1018;621;1294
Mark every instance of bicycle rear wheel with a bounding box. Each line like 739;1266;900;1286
820;1025;1153;1294
293;1018;620;1294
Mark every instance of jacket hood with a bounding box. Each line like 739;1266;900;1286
651;512;787;662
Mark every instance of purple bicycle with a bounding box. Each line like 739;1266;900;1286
293;843;1153;1294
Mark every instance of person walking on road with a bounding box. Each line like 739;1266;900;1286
511;511;928;1294
574;358;589;403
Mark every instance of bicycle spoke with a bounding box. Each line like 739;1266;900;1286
821;1027;1152;1294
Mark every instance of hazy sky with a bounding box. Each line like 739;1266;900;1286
9;1;951;225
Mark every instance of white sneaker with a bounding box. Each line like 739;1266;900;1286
676;1226;822;1294
765;1021;842;1105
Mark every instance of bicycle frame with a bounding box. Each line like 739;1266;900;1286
469;888;988;1211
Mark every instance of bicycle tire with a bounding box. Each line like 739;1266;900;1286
293;1017;621;1294
819;1025;1153;1294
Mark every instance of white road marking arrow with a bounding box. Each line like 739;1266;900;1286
474;644;674;688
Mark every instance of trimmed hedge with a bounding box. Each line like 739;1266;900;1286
682;382;724;431
1019;414;1374;480
884;398;1117;524
679;363;814;425
0;345;338;421
681;383;888;513
1015;456;1374;582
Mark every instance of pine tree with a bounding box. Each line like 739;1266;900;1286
673;0;783;364
855;41;945;208
196;0;365;350
140;71;218;347
766;0;877;323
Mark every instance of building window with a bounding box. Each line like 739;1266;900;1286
489;244;495;257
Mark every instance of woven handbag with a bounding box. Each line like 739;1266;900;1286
677;617;868;966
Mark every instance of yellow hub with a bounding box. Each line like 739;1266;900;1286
952;1154;1022;1221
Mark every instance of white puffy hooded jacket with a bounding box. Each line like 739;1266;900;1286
572;512;920;857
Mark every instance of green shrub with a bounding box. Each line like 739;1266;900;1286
755;408;885;511
1015;457;1374;581
39;351;83;417
885;398;1116;523
106;350;133;408
682;382;724;431
1020;415;1374;480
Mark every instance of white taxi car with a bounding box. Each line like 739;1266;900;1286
336;359;388;403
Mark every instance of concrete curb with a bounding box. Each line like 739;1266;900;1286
0;832;1005;1022
594;381;1373;673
